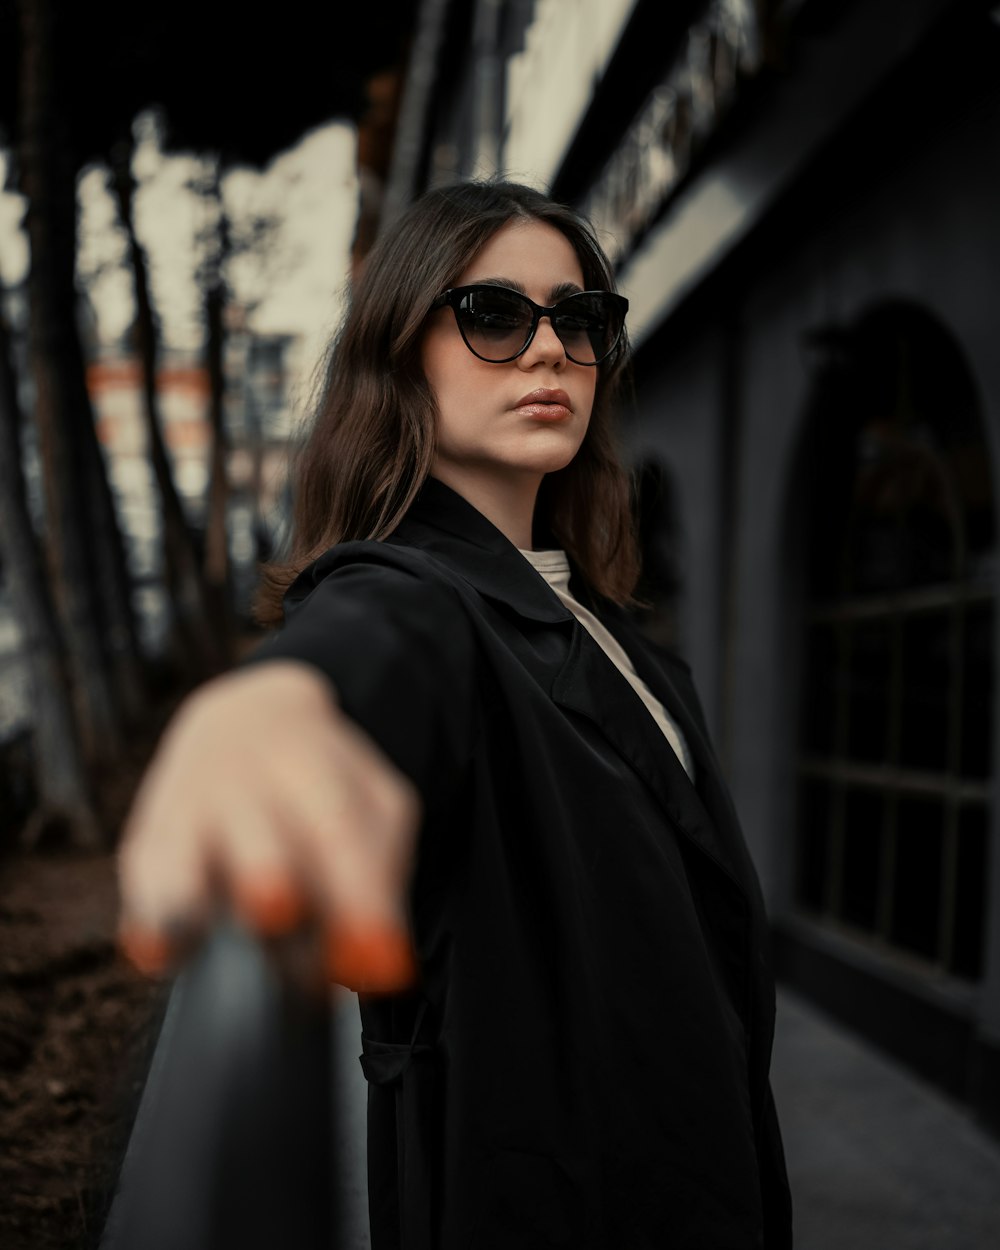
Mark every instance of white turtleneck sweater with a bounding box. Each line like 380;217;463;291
518;547;695;783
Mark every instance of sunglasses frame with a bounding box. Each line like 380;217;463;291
429;284;629;366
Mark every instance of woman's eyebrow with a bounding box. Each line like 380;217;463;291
470;276;529;294
549;281;584;302
473;277;586;302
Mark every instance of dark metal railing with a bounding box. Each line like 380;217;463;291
100;924;338;1250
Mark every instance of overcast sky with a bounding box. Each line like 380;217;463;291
1;116;360;383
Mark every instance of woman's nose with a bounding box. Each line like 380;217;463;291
518;315;566;368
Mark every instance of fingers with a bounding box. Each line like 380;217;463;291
286;714;419;926
116;664;423;995
325;922;418;995
277;716;421;992
212;796;308;937
118;766;214;977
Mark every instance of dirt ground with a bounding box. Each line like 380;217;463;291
0;850;163;1250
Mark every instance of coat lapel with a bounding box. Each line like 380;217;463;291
601;611;763;903
391;477;572;626
549;618;750;896
393;477;752;899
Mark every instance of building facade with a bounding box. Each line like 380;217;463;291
392;0;1000;1133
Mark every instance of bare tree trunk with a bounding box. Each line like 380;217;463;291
202;168;235;659
17;0;122;768
81;354;148;724
109;143;225;680
0;302;101;849
248;392;272;565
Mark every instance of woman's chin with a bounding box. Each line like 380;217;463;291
512;436;586;475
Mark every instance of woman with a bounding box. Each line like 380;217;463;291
118;180;793;1249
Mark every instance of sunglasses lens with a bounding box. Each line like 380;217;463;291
553;293;623;364
450;288;625;364
456;288;533;361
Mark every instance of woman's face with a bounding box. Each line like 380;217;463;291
422;219;598;495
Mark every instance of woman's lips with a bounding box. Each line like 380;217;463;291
514;388;573;420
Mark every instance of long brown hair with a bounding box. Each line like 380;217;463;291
255;179;640;626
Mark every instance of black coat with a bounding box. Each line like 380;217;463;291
258;475;793;1250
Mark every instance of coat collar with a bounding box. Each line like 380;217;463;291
389;475;575;625
389;477;754;899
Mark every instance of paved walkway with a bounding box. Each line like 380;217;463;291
331;987;1000;1247
771;986;1000;1249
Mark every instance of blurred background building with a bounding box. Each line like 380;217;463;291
384;0;1000;1137
86;324;297;649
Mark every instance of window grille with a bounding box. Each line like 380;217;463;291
794;302;993;981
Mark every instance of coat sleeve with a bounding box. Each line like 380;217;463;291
243;547;478;813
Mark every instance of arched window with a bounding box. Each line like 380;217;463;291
794;301;994;981
631;456;684;648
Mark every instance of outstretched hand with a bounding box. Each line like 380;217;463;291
117;660;421;994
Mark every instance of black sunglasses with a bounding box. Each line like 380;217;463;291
429;284;629;366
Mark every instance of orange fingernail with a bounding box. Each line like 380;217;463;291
326;923;418;993
233;876;306;936
118;923;172;977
